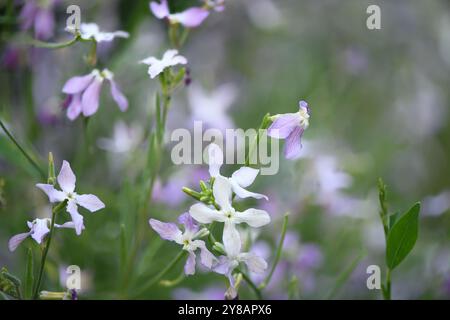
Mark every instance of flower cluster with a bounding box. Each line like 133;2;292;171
150;143;270;298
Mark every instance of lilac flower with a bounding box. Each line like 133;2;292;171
149;213;215;275
267;100;310;160
140;49;187;79
66;23;129;43
8;218;80;252
20;0;57;40
207;143;268;200
36;160;105;235
97;121;143;153
189;175;270;256
62;69;128;120
150;0;210;28
213;236;267;299
187;84;237;131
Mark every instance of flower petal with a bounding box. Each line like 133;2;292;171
213;256;231;275
239;252;267;274
213;176;233;211
62;73;94;94
149;218;183;242
8;232;31;252
284;126;304;160
267;113;299;139
177;212;199;234
148;62;165;79
231;167;259;188
57;160;76;193
223;221;241;257
189;203;224;224
171;8;209;28
66;94;82;121
67;201;85;236
229;180;268;200
81;77;103;117
36;183;66;203
193;240;216;269
30;219;50;244
76;194;105;212
109;79;128;112
184;251;196;275
150;0;170;19
207;143;223;177
235;208;270;228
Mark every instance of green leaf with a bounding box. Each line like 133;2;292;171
25;248;34;299
388;211;400;230
288;276;300;300
386;202;420;270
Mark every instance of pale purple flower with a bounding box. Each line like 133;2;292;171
97;121;143;153
20;0;57;40
189;175;270;257
267;100;310;160
187;84;237;131
8;218;80;252
62;69;128;120
207;143;268;200
36;160;105;235
66;22;129;43
140;49;187;79
149;213;215;275
150;0;210;28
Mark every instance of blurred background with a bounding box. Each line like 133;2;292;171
0;0;450;299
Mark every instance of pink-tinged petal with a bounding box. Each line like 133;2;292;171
178;212;199;234
67;201;84;235
150;0;170;19
149;218;182;242
229;180;268;200
284;126;304;160
189;203;224;224
109;79;128;112
212;176;233;211
223;221;241;257
8;232;31;252
57;160;76;193
30;219;50;244
267;113;299;139
76;194;105;212
235;208;270;228
81;77;103;117
194;240;216;269
36;183;66;203
184;251;196;275
62;73;95;94
239;253;267;274
207;143;223;177
66;94;82;121
231;167;259;188
172;8;210;28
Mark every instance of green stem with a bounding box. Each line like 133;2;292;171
245;113;271;167
0;119;45;179
32;201;66;299
133;251;187;298
384;268;392;300
29;36;80;49
259;213;289;290
240;271;263;300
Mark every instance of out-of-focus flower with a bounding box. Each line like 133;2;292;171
422;190;450;217
268;100;310;160
36;160;105;235
207;143;268;200
150;0;210;28
66;22;129;43
8;218;80;252
97;121;143;153
140;49;187;79
187;84;236;131
62;69;128;120
20;0;57;40
189;175;270;255
204;0;225;12
149;213;215;275
245;0;283;30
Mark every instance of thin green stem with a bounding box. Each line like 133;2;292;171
29;36;80;49
384;268;392;300
245;113;271;167
0;119;45;179
240;271;263;300
133;251;187;298
259;213;289;290
32;201;66;299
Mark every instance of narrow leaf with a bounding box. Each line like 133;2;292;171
25;248;34;299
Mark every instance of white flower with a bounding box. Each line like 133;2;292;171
189;175;270;256
36;160;105;235
97;121;143;153
66;22;129;43
207;143;268;200
140;49;187;79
